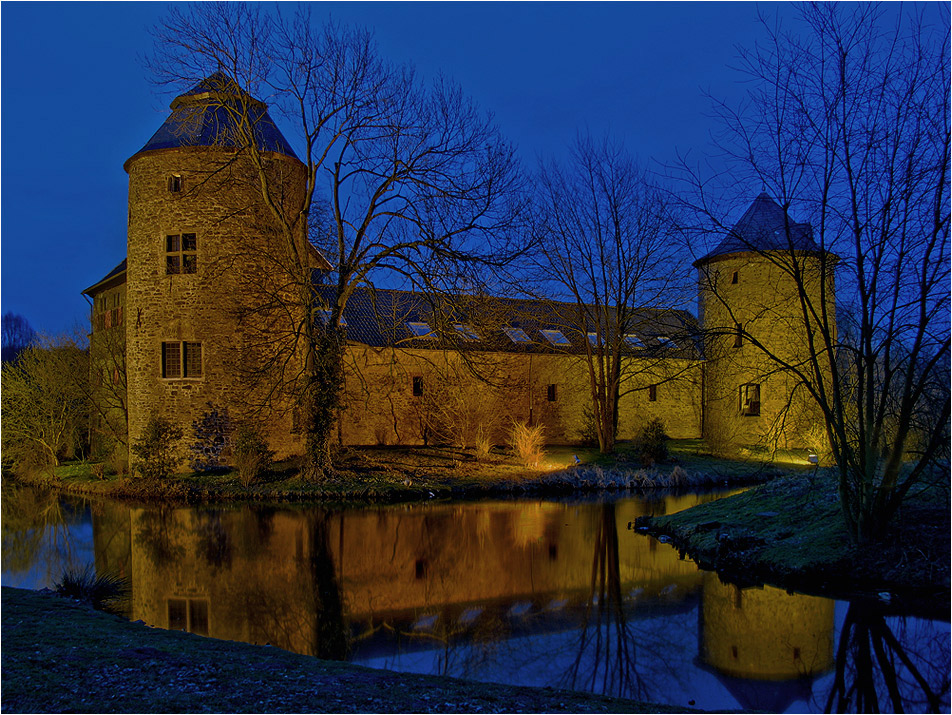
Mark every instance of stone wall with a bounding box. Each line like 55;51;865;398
698;252;835;456
338;345;702;447
88;282;128;459
124;145;308;464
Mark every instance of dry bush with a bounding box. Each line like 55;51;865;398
510;422;545;467
474;425;492;461
232;422;274;487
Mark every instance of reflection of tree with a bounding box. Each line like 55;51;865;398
562;503;649;701
1;484;85;582
824;602;949;713
308;512;349;660
135;508;184;566
196;511;232;569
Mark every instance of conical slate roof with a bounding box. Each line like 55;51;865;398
693;193;819;266
126;72;298;166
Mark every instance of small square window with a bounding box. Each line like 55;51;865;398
504;327;532;343
162;341;202;378
189;599;209;636
454;324;479;341
168;599;187;630
162;342;182;378
547;384;558;402
184;342;202;378
412;375;424;397
540;329;571;346
407;321;434;338
648;384;657;402
740;383;761;416
166;233;197;275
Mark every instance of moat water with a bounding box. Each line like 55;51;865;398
2;484;949;712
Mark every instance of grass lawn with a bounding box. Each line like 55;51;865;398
637;470;950;618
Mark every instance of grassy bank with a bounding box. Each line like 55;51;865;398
16;440;812;505
636;470;951;619
1;587;694;714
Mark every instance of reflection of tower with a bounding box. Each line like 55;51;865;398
695;194;836;456
698;573;834;711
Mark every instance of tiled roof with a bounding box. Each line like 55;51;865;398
315;285;701;359
82;259;127;296
78;263;701;359
693;193;819;266
128;73;298;163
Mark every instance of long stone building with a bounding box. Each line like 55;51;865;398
83;77;834;467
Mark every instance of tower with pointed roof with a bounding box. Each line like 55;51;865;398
122;74;308;459
694;194;835;458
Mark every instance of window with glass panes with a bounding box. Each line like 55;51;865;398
166;233;197;274
162;341;202;378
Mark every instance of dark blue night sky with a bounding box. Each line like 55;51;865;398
0;2;819;334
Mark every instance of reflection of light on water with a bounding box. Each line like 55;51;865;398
412;613;438;632
508;601;532;617
459;607;483;625
4;488;948;715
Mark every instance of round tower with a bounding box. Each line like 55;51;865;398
694;194;836;459
123;73;307;463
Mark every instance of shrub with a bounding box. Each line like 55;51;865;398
54;566;129;614
232;422;274;487
105;446;129;477
510;421;545;467
577;406;600;448
131;416;183;480
189;405;232;472
474;425;492;462
635;418;669;466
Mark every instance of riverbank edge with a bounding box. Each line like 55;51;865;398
10;443;799;506
635;472;951;621
1;586;702;714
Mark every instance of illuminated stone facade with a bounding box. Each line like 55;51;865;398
84;79;834;463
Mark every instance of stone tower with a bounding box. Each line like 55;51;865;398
123;73;307;460
695;194;836;458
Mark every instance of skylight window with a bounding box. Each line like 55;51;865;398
587;332;600;346
454;324;480;341
540;329;571;346
656;336;677;349
624;334;645;348
407;321;435;338
316;309;347;327
504;327;531;343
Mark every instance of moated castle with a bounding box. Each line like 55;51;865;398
84;78;833;465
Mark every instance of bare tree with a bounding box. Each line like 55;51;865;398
150;4;528;478
535;134;689;453
1;313;35;363
676;3;950;542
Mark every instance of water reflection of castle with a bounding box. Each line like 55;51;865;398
94;496;833;694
